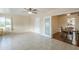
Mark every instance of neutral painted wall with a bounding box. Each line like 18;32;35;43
58;15;68;29
52;13;79;34
0;9;79;34
30;15;45;34
31;15;53;38
52;16;59;34
12;15;31;32
30;9;79;36
0;14;32;33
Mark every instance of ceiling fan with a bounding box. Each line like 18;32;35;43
24;8;38;14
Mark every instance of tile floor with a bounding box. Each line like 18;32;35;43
0;32;79;50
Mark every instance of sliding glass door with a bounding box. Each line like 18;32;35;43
0;16;12;33
5;17;12;32
0;17;6;31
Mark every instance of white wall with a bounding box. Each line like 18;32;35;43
0;9;79;34
52;16;59;34
31;15;45;34
0;14;32;33
12;15;31;32
31;15;52;38
30;9;79;37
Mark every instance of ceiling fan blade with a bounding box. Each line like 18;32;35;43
24;8;28;10
24;8;28;12
32;11;37;14
29;8;32;11
24;8;31;11
32;9;37;11
23;8;38;14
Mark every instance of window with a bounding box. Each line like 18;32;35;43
0;17;5;27
0;16;12;32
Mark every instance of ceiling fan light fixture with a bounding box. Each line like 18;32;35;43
67;13;71;16
28;11;32;14
24;8;38;14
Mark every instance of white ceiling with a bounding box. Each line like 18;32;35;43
0;8;79;15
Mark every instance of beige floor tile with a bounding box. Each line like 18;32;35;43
0;32;79;50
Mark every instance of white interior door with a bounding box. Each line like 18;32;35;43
34;17;40;33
